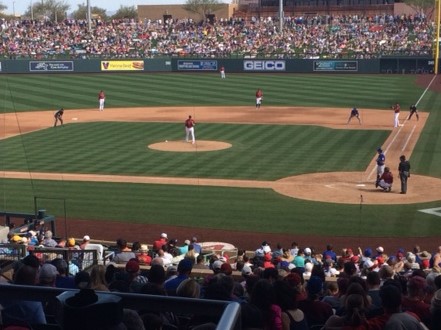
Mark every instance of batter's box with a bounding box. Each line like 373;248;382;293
419;207;441;217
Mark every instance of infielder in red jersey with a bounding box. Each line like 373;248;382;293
256;88;263;109
185;115;196;144
98;90;105;111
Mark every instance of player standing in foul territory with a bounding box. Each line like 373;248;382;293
408;104;419;121
185;115;196;144
392;102;401;127
347;107;361;124
98;90;105;111
256;88;263;109
53;108;64;127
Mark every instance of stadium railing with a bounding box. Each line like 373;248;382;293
0;284;242;330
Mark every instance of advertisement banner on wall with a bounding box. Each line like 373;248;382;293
177;60;217;71
243;60;286;71
101;61;144;71
313;61;358;72
29;61;74;72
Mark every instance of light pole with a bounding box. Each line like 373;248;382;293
13;0;15;16
30;0;34;20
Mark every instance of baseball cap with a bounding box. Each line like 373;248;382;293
39;263;59;279
160;233;168;238
220;262;233;275
125;259;140;273
11;235;21;242
304;247;312;255
83;235;90;241
241;265;253;276
184;239;191;245
212;260;223;270
376;246;384;253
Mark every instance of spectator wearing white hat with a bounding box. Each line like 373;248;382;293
153;233;168;253
137;244;152;266
79;235;90;250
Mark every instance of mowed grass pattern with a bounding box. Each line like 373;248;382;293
1;73;441;239
1;122;388;180
0;73;423;111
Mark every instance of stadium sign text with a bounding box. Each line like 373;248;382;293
243;60;286;71
29;61;74;72
313;60;358;72
177;60;217;71
101;61;144;71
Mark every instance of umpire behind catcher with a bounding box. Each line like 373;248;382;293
398;155;411;194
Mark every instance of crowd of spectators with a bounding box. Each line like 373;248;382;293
0;13;434;60
2;229;441;329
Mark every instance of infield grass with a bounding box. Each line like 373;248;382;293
1;73;441;239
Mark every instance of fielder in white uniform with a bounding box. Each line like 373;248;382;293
185;115;196;144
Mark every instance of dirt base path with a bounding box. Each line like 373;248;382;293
1;106;437;204
1;105;440;251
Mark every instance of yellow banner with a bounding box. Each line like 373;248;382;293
101;61;144;71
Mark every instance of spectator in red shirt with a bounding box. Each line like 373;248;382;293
153;232;168;253
137;244;152;266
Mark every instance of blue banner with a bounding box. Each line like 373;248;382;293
313;61;358;72
29;61;74;72
177;60;217;71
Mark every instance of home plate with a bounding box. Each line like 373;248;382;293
72;118;78;121
357;184;366;187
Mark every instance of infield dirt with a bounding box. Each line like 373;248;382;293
1;105;440;251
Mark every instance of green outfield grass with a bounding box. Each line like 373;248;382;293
0;73;426;111
1;73;441;238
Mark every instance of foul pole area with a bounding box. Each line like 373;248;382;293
436;0;441;74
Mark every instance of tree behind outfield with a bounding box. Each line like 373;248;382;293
184;0;223;21
402;0;434;18
112;6;138;20
24;0;69;21
0;2;7;14
71;4;108;21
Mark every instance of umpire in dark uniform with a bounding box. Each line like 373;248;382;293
408;104;419;121
398;155;411;194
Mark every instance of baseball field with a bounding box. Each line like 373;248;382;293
0;73;441;252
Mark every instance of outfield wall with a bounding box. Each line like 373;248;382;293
0;57;435;74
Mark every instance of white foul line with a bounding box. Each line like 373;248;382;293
415;75;437;107
367;75;436;181
401;125;417;152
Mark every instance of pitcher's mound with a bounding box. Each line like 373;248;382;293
149;140;232;152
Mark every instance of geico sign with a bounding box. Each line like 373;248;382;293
243;60;286;71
